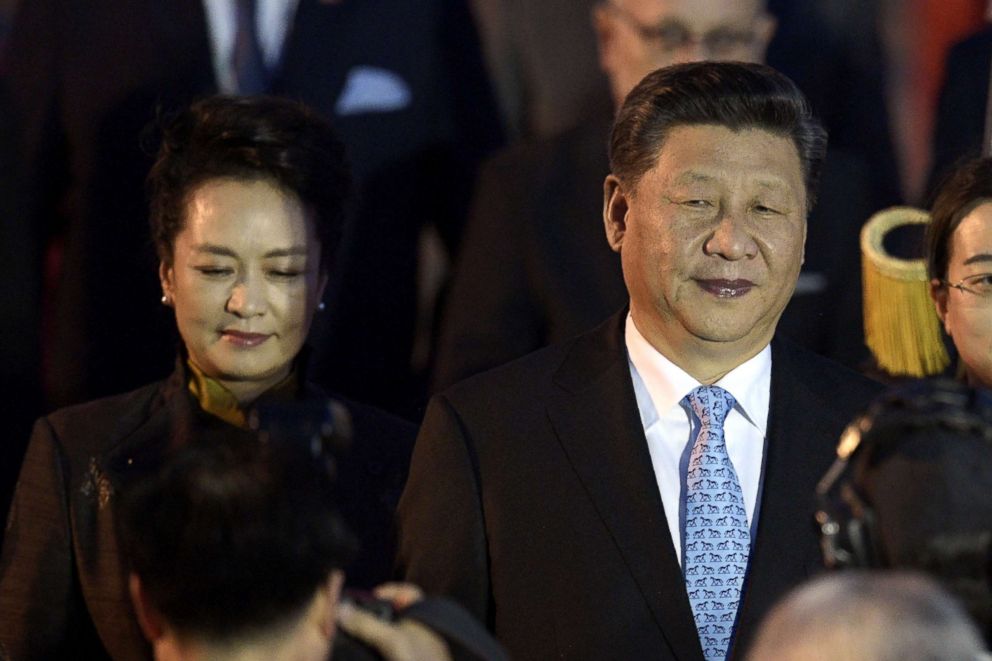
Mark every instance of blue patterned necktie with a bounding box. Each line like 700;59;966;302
232;0;270;95
682;385;750;661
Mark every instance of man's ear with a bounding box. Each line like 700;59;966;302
159;261;175;306
603;174;630;253
129;573;165;643
930;278;951;335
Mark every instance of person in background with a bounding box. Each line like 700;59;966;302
121;440;452;661
747;572;988;661
814;378;992;644
0;0;501;428
399;62;882;661
928;156;992;388
434;0;874;391
928;23;992;199
0;95;415;660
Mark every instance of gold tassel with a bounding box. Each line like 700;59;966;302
861;207;950;377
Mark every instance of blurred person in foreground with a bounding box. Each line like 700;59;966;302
120;440;453;661
0;95;415;660
928;156;992;388
815;378;992;644
747;571;988;661
434;0;875;390
399;61;882;661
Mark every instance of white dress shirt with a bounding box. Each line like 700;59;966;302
202;0;300;94
625;313;770;566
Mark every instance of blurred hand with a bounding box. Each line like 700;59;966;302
337;582;451;661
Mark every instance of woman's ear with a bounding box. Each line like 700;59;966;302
159;261;176;306
930;278;951;335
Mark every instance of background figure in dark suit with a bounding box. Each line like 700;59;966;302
0;0;502;417
398;62;883;660
0;96;416;660
434;0;873;390
928;26;992;199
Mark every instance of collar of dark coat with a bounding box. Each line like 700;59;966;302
99;351;320;492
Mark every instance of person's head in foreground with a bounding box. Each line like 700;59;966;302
149;94;350;406
747;571;988;661
603;60;826;381
593;0;776;107
816;378;992;643
119;437;356;661
928;156;992;389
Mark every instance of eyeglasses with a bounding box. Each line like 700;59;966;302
943;273;992;298
603;1;761;57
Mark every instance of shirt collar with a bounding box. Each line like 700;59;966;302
624;313;771;434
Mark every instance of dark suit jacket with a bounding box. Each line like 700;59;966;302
928;27;992;199
433;119;873;390
400;312;882;660
0;364;415;660
0;0;501;415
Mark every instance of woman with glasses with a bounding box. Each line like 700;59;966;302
927;156;992;388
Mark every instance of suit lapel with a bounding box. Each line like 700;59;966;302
732;340;837;653
546;312;705;661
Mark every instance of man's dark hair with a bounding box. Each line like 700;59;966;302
119;437;357;641
609;61;828;210
147;95;351;271
926;156;992;282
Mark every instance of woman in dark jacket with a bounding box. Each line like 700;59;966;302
0;96;415;660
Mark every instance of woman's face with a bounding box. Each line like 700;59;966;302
933;201;992;388
160;178;327;400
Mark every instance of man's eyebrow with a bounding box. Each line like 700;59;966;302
962;253;992;267
754;178;790;191
673;171;717;184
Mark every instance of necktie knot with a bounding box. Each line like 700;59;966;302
684;385;736;430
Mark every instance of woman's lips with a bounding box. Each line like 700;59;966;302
696;279;755;298
220;330;272;347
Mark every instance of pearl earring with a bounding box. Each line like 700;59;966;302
317;301;326;312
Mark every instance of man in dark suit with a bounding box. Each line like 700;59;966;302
929;26;992;199
398;62;882;660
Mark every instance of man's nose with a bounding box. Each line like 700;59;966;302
704;211;758;260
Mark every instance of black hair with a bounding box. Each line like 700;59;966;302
926;156;992;282
119;436;357;641
147;95;351;271
609;61;827;210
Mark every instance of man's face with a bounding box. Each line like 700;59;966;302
604;125;807;368
594;0;775;105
